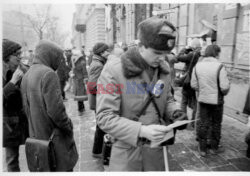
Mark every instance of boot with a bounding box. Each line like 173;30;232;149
209;140;224;155
198;139;207;157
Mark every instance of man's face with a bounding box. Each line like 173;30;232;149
139;46;169;68
8;49;22;71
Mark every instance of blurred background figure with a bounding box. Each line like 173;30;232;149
27;50;34;66
176;38;202;129
72;49;88;114
57;53;70;100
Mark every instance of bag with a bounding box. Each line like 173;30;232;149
25;131;56;172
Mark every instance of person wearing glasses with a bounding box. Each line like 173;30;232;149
2;39;29;171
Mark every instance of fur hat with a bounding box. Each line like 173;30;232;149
138;17;176;51
93;42;109;55
2;39;21;62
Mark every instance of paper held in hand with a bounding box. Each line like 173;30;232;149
150;120;196;148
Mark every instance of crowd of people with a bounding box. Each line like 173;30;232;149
2;16;250;172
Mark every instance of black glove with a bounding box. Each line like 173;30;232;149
171;109;188;130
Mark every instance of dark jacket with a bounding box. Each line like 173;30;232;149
21;41;78;171
243;86;250;115
87;54;107;110
57;57;70;83
3;62;29;147
176;47;201;108
72;55;88;97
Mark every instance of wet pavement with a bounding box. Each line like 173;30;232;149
2;91;250;172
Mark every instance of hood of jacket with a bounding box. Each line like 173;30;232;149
33;40;64;71
121;47;170;78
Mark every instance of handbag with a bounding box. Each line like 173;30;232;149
25;130;56;172
174;51;197;87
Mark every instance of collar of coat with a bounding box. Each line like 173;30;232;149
92;54;107;65
202;56;219;63
121;47;169;79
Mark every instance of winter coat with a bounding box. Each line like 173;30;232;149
57;57;70;83
96;47;179;171
191;57;230;105
87;54;107;110
21;41;78;171
72;55;88;97
3;62;29;147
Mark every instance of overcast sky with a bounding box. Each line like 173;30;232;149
2;3;76;47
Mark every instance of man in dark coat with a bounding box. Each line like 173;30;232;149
87;42;110;158
21;40;78;171
57;54;70;100
176;38;201;127
2;39;29;171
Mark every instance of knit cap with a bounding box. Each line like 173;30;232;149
2;39;21;61
93;42;109;55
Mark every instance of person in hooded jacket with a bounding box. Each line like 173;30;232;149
96;17;187;171
87;42;110;158
21;40;78;171
2;39;29;172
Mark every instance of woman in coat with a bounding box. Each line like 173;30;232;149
2;39;29;171
72;49;88;112
191;45;230;157
21;40;78;171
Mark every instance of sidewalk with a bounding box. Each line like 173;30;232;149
2;92;250;171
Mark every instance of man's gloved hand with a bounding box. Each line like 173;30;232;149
171;109;188;130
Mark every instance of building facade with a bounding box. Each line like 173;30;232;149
72;4;106;52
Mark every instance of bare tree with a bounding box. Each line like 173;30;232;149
25;5;51;40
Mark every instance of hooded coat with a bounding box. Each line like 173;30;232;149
21;40;78;171
96;47;179;171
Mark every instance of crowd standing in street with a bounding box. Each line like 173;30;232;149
3;13;250;172
2;39;29;172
